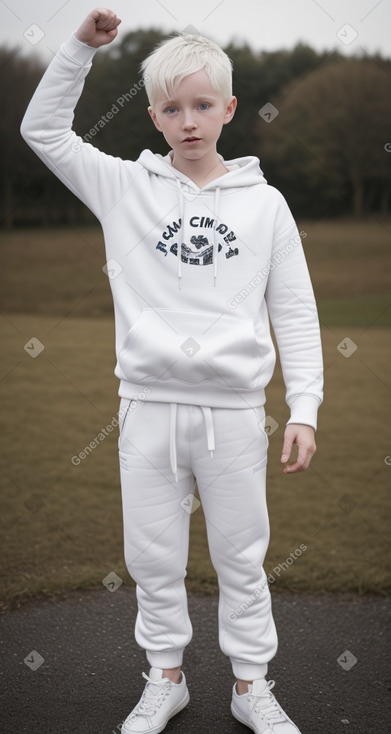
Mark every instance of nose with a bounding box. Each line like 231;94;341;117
182;110;197;131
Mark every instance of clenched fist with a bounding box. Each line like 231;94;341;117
75;8;121;48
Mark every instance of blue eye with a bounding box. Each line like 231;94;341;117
164;107;177;114
198;103;210;110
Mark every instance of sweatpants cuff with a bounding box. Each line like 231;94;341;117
146;649;184;669
231;660;268;680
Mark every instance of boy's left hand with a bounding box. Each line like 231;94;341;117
280;423;316;473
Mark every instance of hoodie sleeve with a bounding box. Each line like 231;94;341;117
20;33;136;221
264;191;324;430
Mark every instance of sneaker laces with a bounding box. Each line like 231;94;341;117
127;672;171;722
251;680;287;723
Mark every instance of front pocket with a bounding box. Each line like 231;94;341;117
117;308;264;391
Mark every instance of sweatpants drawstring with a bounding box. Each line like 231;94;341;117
169;403;215;482
200;406;215;457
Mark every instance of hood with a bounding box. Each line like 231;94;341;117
137;148;267;190
136;149;268;289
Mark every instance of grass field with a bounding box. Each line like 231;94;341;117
1;218;390;609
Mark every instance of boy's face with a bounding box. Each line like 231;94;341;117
148;70;237;162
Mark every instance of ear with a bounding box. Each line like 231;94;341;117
223;96;237;125
148;106;163;132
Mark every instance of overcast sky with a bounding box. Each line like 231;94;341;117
1;0;390;62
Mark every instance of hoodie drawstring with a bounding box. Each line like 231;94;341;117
170;402;179;482
169;403;215;482
213;187;220;287
176;179;183;290
175;179;220;289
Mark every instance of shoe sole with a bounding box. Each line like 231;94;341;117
122;689;190;734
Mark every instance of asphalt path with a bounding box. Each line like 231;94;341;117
1;588;390;733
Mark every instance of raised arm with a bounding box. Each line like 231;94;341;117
19;9;136;221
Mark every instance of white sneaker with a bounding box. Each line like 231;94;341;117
231;678;301;733
121;667;189;733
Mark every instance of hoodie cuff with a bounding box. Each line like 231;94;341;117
60;32;99;66
286;395;321;431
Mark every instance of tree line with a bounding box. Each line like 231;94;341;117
2;28;391;227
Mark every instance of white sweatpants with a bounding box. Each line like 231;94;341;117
118;399;278;681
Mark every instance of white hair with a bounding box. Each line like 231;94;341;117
140;32;233;108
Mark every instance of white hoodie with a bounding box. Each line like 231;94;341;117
20;33;323;430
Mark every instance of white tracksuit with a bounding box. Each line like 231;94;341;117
20;31;324;681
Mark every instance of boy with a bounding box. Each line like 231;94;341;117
21;8;323;734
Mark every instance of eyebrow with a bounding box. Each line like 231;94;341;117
160;94;217;107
